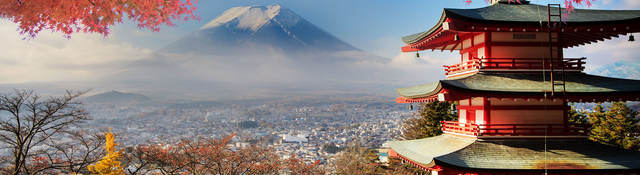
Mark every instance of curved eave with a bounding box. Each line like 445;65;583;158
396;73;640;102
433;138;640;171
396;81;442;99
444;4;640;25
388;134;477;166
401;3;640;50
402;10;447;44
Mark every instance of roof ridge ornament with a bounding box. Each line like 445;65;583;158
490;0;530;5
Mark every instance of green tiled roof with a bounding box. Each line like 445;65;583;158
438;138;640;170
402;3;640;44
401;11;446;44
390;135;640;170
388;134;476;166
396;81;441;99
397;73;640;98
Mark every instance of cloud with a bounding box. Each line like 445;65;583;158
564;33;640;72
590;61;640;80
601;0;613;6
0;20;152;84
621;0;640;9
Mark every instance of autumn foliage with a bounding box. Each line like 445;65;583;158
0;0;198;38
122;133;324;175
588;102;640;150
88;128;124;175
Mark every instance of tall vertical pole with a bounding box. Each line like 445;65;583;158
548;5;555;96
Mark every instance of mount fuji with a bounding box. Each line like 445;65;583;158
106;5;401;100
162;4;358;55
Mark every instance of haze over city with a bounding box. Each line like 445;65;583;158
1;0;639;99
1;0;640;174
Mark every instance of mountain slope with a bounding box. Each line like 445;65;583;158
85;91;151;103
161;4;357;55
112;5;398;100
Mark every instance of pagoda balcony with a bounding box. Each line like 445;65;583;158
444;57;586;77
441;121;589;137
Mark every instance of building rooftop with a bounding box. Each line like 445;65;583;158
397;72;640;101
402;3;640;44
390;134;640;172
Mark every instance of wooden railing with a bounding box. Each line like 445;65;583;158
441;121;589;137
443;57;586;77
443;59;482;76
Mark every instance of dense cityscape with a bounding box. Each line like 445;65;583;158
83;92;411;165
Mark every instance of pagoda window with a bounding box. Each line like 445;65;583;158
459;99;469;106
459;110;467;124
462;52;470;61
470;97;483;106
456;97;488;125
473;33;485;45
475;109;485;125
462;38;472;49
477;47;485;59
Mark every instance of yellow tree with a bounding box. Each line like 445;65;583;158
88;128;124;175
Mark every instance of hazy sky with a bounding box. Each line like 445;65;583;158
1;0;639;89
109;0;640;57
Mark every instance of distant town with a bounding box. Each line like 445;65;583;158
83;91;410;165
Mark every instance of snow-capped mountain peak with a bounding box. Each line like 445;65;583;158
200;4;284;32
164;4;356;54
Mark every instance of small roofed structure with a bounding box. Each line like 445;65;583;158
389;0;640;174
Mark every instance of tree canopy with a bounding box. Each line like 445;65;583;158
588;102;640;150
400;102;457;140
0;0;198;38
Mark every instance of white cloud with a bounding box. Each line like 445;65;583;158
0;20;152;84
564;33;640;71
621;0;640;9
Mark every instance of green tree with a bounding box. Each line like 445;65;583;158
400;102;457;140
568;103;588;125
588;102;640;150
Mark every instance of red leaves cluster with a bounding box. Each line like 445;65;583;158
125;134;324;175
0;0;199;38
285;154;323;175
563;0;592;13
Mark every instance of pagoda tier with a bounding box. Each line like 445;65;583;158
390;0;640;174
396;72;640;103
401;1;640;51
399;1;640;79
389;134;640;174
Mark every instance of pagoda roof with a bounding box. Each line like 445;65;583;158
388;134;476;167
390;135;640;171
398;72;640;99
402;2;640;49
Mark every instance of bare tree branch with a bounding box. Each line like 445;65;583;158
0;89;89;175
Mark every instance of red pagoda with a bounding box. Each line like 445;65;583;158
388;0;640;174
